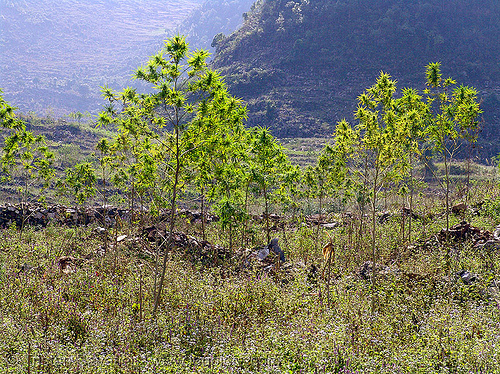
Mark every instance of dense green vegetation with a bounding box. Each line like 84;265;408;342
2;195;500;373
2;32;500;372
212;0;500;150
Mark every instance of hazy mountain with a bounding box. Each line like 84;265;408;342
0;0;204;115
212;0;500;149
178;0;256;54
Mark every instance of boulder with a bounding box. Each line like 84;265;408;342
257;238;285;262
457;270;478;285
452;203;467;215
358;261;399;280
378;211;391;224
494;224;500;241
321;222;340;230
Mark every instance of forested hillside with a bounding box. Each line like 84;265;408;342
212;0;500;153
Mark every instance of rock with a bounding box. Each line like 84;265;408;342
401;207;411;217
257;245;269;261
268;238;285;262
116;235;127;243
457;270;478;285
321;222;340;230
257;238;285;262
17;263;32;274
358;261;398;280
402;207;424;220
94;227;107;235
378;211;391;224
475;240;500;251
488;279;500;303
306;214;325;225
438;221;494;246
58;256;86;274
452;203;467;215
494;224;500;241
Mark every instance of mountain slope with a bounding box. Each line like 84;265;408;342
178;0;255;54
0;0;203;114
212;0;500;142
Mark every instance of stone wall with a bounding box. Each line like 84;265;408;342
0;204;129;228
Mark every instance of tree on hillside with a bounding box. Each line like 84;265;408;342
331;73;410;283
423;62;482;241
187;86;249;247
98;36;248;315
393;87;429;244
248;127;294;245
0;89;54;229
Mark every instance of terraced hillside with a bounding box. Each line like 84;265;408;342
0;0;203;114
212;0;500;148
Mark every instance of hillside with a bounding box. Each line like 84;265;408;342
178;0;255;54
0;0;260;117
0;0;204;115
212;0;500;151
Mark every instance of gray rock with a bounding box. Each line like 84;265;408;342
268;238;286;262
475;240;500;251
488;279;500;302
358;261;399;280
116;235;127;243
321;222;340;230
17;263;32;274
257;245;269;261
494;224;500;241
457;270;478;285
378;212;392;224
257;238;286;262
94;227;107;235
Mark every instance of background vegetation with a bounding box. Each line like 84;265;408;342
1;1;500;371
213;0;500;152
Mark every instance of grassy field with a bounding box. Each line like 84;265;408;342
1;173;500;373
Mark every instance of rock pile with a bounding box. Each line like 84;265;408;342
437;221;495;246
177;209;219;224
140;223;231;265
0;203;129;228
358;261;400;280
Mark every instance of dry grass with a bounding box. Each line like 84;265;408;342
1;177;500;373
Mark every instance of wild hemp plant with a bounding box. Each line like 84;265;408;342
423;62;482;239
333;73;409;274
394;88;429;244
248;127;293;245
95;138;113;209
99;86;155;215
58;162;97;207
0;89;54;229
187;88;249;245
99;36;247;315
304;145;335;251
